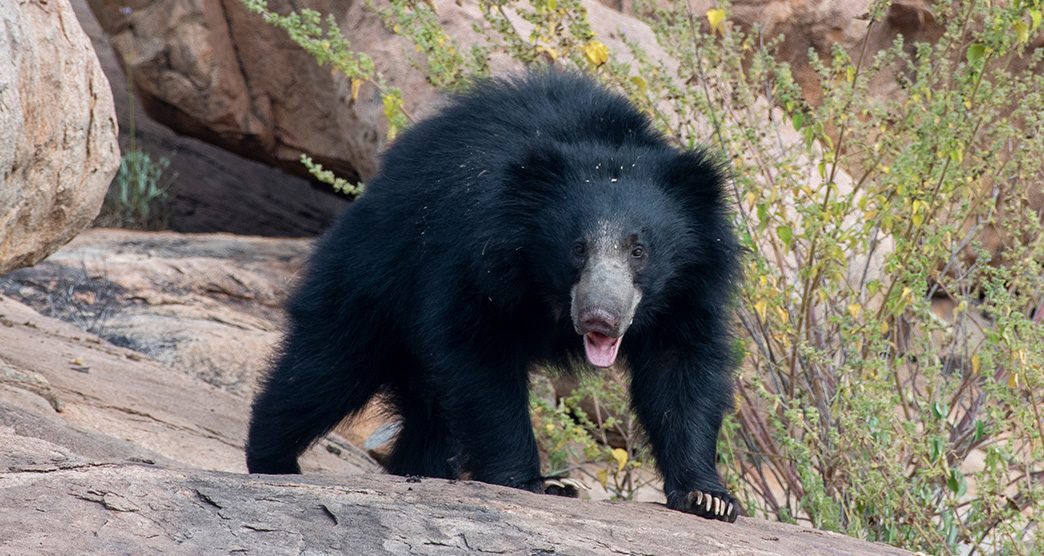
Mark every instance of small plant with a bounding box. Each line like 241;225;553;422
301;155;364;196
97;150;174;230
532;368;657;501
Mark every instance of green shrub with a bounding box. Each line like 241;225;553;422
96;149;174;230
247;0;1043;551
532;368;657;501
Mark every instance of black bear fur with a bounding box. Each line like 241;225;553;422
246;71;742;522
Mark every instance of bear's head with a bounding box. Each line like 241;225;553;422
507;142;735;368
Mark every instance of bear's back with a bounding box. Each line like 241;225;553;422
372;72;664;192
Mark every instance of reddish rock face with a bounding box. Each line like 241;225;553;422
0;0;120;275
73;0;350;236
81;0;668;185
85;0;442;183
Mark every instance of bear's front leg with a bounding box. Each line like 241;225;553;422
629;347;741;523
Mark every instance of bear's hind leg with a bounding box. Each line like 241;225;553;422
246;337;384;474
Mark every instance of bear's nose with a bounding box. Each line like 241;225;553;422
580;309;620;336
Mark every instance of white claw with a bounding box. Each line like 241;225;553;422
714;497;722;515
559;478;588;491
727;503;734;517
704;496;712;512
694;491;703;505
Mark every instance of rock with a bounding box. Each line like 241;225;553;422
0;0;120;275
83;0;670;185
70;0;348;236
85;0;407;183
0;228;310;396
0;227;393;452
737;0;942;105
0;292;377;475
0;433;912;555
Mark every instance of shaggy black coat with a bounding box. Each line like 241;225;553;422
246;71;742;522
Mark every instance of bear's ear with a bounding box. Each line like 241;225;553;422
660;149;730;212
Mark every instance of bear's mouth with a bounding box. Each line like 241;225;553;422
583;332;621;368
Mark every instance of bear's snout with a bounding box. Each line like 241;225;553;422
578;308;621;337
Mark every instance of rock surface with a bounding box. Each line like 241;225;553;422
86;0;412;183
0;434;911;555
0;0;121;274
0;228;392;444
0;290;375;475
71;0;348;236
84;0;667;184
0;229;303;395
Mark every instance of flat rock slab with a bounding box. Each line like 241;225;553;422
0;293;375;475
0;441;910;556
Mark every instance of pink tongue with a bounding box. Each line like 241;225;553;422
584;332;621;368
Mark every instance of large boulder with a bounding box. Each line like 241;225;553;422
86;0;424;183
0;0;120;275
71;0;348;236
84;0;665;184
0;456;914;555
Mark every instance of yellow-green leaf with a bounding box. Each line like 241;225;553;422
971;353;981;374
1013;20;1029;45
382;93;404;140
630;75;648;93
611;448;628;472
967;43;985;65
597;468;608;488
1030;9;1042;32
351;78;363;102
754;299;768;321
848;303;862;320
744;191;756;208
911;200;926;227
776;225;793;248
583;40;609;67
706;8;726;34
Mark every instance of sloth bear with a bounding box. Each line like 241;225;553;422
246;71;742;522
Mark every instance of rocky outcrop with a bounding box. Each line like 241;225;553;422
71;0;348;236
0;285;375;475
86;0;418;183
0;0;120;274
0;228;394;451
0;229;308;396
735;0;942;105
0;456;912;555
84;0;666;184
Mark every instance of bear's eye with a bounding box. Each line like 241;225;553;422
631;245;646;259
572;242;587;257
